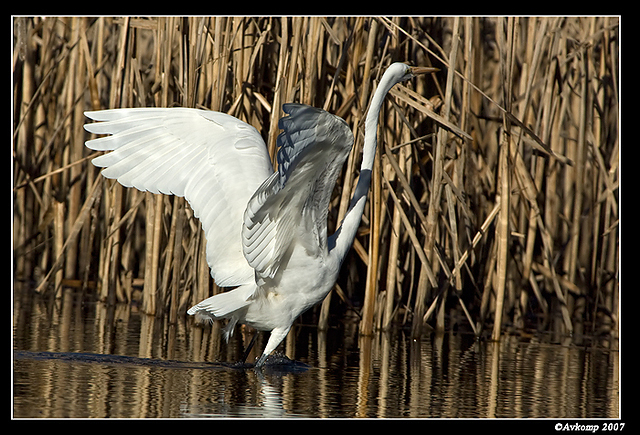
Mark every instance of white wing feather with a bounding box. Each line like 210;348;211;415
84;108;273;287
242;103;354;285
85;104;353;297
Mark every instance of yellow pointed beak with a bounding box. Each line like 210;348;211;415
410;66;440;75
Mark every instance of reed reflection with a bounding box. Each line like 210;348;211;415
13;288;618;418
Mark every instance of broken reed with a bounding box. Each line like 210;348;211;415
13;17;619;340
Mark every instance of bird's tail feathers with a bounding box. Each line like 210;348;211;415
187;284;254;322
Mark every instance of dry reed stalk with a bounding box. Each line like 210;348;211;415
410;17;460;337
169;197;185;323
318;19;362;330
381;124;411;330
358;19;386;336
34;174;103;293
13;17;619;343
360;150;381;336
490;16;515;341
492;136;510;341
514;18;547;287
53;200;64;297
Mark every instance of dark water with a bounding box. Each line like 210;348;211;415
13;287;619;418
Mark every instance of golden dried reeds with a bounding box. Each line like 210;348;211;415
13;17;619;342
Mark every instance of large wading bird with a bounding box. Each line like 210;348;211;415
84;62;438;367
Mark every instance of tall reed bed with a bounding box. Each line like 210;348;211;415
13;17;619;341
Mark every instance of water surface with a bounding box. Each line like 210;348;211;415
13;287;619;418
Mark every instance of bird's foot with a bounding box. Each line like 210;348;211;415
254;353;269;368
252;352;310;372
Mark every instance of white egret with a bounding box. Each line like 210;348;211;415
84;62;437;367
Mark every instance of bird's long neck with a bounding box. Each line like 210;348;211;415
329;73;398;265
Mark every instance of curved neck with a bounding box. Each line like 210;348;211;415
328;73;398;265
361;76;395;171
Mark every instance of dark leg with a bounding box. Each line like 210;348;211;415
241;331;258;363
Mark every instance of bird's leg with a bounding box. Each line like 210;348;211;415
241;331;258;363
254;352;269;367
254;326;290;368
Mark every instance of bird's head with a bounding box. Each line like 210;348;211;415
388;62;439;83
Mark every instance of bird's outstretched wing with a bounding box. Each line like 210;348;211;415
84;108;274;287
241;103;354;285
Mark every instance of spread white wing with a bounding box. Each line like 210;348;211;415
84;108;273;287
85;104;354;295
241;103;354;286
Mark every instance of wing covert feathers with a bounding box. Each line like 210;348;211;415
241;103;354;284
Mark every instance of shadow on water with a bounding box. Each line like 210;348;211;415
13;350;310;374
13;285;619;418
